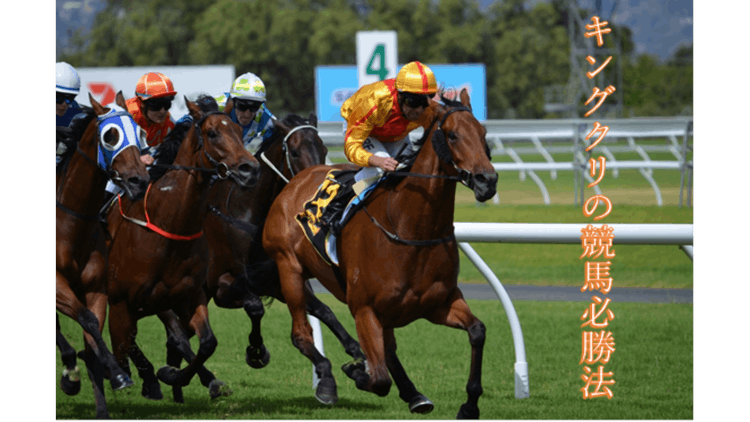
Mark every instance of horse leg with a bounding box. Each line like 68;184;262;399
243;292;271;369
383;328;434;414
79;335;110;419
127;343;163;401
56;314;81;396
341;307;391;397
211;271;271;369
303;283;365;361
426;294;486;420
158;310;231;402
279;270;338;404
156;298;218;389
57;272;133;393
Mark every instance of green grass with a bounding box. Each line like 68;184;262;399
56;297;692;419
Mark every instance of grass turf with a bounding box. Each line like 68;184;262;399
56;297;692;419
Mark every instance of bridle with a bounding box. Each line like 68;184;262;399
259;124;318;184
148;111;242;182
363;104;479;246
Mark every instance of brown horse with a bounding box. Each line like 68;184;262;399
165;110;367;401
104;97;260;396
56;92;150;418
262;89;498;418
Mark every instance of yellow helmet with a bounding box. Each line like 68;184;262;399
395;61;437;95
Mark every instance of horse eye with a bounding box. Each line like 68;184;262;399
290;149;301;159
448;131;458;141
207;130;218;139
104;127;120;146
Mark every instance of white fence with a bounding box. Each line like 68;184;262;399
317;117;694;207
309;222;694;399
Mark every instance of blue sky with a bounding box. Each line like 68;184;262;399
57;0;693;62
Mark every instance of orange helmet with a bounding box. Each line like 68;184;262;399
395;61;437;95
134;72;176;100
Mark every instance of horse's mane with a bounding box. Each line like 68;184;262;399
253;113;309;158
149;95;219;180
57;106;96;175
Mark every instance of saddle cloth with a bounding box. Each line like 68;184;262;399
295;169;382;266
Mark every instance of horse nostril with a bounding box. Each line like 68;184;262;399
128;177;146;189
237;162;257;178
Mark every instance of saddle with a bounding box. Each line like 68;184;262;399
295;169;382;266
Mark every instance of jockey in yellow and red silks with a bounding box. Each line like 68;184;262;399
341;61;438;184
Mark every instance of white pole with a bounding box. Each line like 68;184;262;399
458;242;530;399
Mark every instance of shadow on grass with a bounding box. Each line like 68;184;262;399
58;394;384;419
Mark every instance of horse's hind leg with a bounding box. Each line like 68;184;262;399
57;271;133;393
303;283;365;361
80;338;110;419
279;270;338;405
383;328;434;414
426;293;485;420
57;314;81;396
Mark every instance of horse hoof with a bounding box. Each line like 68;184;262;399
315;377;339;405
60;367;81;396
208;379;233;399
110;373;134;391
245;345;270;369
409;395;434;414
141;381;163;400
341;358;366;379
456;403;479;419
157;365;183;386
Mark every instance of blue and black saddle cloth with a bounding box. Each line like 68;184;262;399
295;169;384;266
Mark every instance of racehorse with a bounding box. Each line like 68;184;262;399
133;106;365;404
56;92;150;418
103;97;260;398
262;89;498;418
170;110;367;400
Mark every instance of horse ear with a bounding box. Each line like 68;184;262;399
273;118;290;134
185;96;202;120
115;91;127;109
224;96;234;115
308;112;318;128
89;93;106;115
459;88;472;110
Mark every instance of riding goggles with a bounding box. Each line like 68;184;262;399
57;93;76;105
143;96;174;111
233;99;263;113
401;93;429;109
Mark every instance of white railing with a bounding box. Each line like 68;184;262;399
316;117;693;207
309;222;693;400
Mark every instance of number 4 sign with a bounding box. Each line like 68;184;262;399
356;31;398;88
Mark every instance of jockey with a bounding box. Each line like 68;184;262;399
341;61;437;184
125;71;177;165
56;62;83;128
177;72;276;151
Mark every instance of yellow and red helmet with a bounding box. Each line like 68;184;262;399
134;72;176;100
395;61;437;95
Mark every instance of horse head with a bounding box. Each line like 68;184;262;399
421;89;498;202
185;97;260;188
267;112;328;181
88;91;150;200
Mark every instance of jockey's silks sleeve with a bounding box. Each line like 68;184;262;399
341;79;420;167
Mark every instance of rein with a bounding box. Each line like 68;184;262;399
363;105;472;246
117;183;203;241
